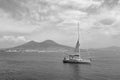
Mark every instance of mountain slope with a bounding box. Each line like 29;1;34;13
10;40;73;51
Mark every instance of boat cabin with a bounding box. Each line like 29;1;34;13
64;54;81;60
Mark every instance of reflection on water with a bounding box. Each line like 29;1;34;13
70;64;81;80
63;63;92;80
66;64;81;80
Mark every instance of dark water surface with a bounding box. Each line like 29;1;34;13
0;51;120;80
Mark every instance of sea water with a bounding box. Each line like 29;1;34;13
0;51;120;80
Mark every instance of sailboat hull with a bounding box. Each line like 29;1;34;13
63;59;91;64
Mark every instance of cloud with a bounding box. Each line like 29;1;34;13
0;0;117;25
102;0;119;8
0;0;104;23
99;18;116;25
0;11;38;34
0;0;28;20
0;35;27;42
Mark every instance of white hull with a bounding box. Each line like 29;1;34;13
63;58;91;64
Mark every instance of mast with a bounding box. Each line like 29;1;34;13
77;22;80;53
77;22;81;57
78;22;80;42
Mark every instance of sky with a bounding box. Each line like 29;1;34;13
0;0;120;48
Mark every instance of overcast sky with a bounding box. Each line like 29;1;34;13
0;0;120;48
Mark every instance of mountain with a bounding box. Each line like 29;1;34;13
7;40;73;52
88;46;120;58
4;40;120;53
91;46;120;52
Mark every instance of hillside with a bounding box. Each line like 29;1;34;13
6;40;73;52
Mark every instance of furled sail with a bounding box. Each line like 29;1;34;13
74;22;80;53
74;40;80;52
